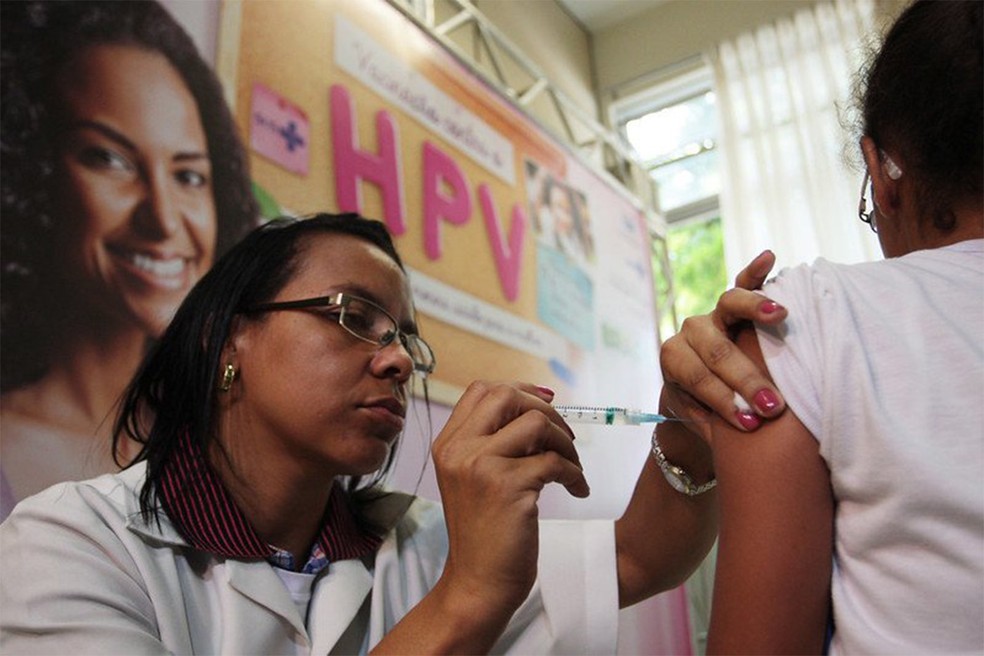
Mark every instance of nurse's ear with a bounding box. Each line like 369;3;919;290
217;316;245;398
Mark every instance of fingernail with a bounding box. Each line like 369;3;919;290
759;300;783;314
754;388;780;414
535;385;555;399
736;410;761;430
752;250;773;276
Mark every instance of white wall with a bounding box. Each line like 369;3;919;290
595;0;806;92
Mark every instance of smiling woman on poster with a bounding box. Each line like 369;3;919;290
0;0;258;520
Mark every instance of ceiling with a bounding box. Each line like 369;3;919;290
555;0;666;33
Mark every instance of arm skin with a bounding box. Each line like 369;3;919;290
615;251;796;608
705;327;834;655
615;386;720;607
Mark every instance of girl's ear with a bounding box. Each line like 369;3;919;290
860;136;903;218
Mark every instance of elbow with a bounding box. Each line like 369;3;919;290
615;527;717;608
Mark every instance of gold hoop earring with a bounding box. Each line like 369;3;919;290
219;363;237;392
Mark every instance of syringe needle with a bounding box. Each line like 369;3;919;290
626;410;672;424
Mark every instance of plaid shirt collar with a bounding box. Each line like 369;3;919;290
157;431;381;570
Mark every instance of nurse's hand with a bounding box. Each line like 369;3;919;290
374;381;585;654
659;250;788;435
432;381;586;612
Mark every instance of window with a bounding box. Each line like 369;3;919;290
613;65;726;339
625;88;719;211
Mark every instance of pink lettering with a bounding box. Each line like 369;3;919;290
422;141;471;259
478;184;526;302
329;85;405;234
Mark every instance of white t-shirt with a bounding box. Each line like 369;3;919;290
756;240;984;654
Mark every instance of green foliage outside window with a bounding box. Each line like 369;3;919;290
652;217;726;338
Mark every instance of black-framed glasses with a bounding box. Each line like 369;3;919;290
243;292;436;375
858;169;877;233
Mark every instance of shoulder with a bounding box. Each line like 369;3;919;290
768;249;983;326
0;465;149;595
1;465;148;545
769;245;983;296
0;464;182;652
764;258;854;303
7;464;143;518
762;256;911;331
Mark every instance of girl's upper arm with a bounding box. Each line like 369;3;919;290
706;327;834;655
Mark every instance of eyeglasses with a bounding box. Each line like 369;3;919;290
243;292;436;376
858;152;903;234
858;169;877;233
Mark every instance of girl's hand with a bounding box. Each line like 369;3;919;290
659;250;788;432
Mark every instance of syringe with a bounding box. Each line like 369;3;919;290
554;405;673;426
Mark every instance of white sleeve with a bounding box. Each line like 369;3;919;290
493;519;619;655
0;485;173;655
755;264;827;438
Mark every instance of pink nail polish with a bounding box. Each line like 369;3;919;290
754;389;780;413
760;300;780;314
752;250;773;277
736;410;761;430
535;385;555;399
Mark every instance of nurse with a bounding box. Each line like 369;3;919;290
0;213;718;653
0;0;259;518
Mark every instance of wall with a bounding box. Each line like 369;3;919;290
474;0;597;120
594;0;806;103
592;0;908;117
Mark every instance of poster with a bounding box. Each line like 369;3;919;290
219;0;661;411
0;3;688;649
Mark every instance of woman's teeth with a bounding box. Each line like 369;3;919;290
130;252;186;277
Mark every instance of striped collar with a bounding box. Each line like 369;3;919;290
157;431;381;563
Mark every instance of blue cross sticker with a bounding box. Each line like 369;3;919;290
280;121;305;152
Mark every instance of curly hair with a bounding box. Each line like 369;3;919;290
1;0;259;391
852;0;983;233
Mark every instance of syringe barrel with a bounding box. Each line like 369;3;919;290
555;406;631;425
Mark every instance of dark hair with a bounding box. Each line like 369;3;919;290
112;213;417;522
856;0;983;232
0;0;259;390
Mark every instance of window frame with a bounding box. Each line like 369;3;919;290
610;65;724;339
611;65;718;223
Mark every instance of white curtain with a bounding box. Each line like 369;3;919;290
687;5;882;649
709;0;882;281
